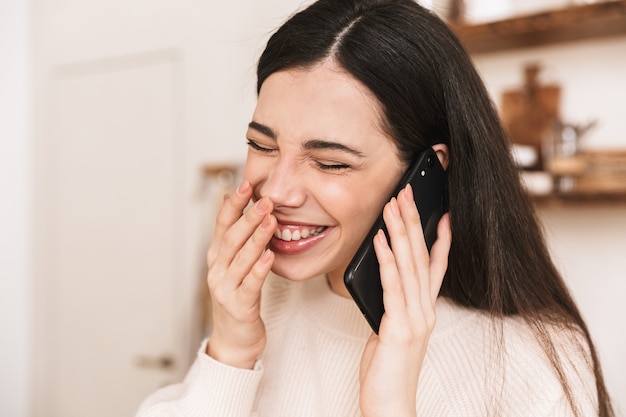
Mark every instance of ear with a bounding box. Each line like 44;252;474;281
431;143;449;170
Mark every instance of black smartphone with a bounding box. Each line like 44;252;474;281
343;147;447;334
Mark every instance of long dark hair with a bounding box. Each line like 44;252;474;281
256;0;613;415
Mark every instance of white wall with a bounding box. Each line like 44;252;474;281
540;207;626;414
473;37;626;413
0;1;31;416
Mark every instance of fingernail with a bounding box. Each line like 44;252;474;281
377;229;388;246
404;184;414;203
237;180;250;196
444;213;452;231
389;198;400;216
261;249;273;264
255;197;270;214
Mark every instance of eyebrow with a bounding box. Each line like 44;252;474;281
302;139;364;157
248;121;364;157
248;121;276;140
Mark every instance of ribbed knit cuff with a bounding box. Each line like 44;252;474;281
176;339;264;417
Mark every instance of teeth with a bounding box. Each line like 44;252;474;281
274;226;326;241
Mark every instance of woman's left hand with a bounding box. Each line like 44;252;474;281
358;184;452;417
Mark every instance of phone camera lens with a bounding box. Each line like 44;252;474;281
427;156;435;168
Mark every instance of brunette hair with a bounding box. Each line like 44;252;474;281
256;0;613;415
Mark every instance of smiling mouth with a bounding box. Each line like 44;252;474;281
274;226;328;242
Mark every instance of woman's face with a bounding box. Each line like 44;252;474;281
243;61;406;294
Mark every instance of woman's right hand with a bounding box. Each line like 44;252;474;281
205;180;276;370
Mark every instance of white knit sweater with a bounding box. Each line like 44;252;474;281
136;274;598;416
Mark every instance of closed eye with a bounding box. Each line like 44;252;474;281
247;139;275;153
314;160;351;171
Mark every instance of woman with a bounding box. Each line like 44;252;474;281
137;0;614;416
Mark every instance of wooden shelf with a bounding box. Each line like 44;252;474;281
528;149;626;207
201;163;239;178
451;0;626;54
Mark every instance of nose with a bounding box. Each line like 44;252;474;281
258;157;306;209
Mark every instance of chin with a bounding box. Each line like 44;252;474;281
269;253;337;281
270;262;319;282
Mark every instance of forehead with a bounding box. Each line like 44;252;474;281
253;63;391;148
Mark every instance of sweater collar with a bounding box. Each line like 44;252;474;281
298;275;373;341
287;274;467;341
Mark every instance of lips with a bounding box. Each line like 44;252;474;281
270;222;331;254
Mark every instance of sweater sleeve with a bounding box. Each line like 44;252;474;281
135;339;264;417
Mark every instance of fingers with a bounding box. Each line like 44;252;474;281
215;197;273;264
378;184;451;319
212;181;254;245
373;229;406;318
399;184;429;268
238;247;274;301
207;180;276;297
380;190;424;313
383;191;428;308
224;213;277;293
209;181;273;265
210;193;274;271
396;185;434;311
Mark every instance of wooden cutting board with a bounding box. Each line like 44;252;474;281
500;64;561;169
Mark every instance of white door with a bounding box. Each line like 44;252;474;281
35;50;187;417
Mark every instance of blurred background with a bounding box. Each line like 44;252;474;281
1;0;625;416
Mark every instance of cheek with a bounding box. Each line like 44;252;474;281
355;174;403;226
325;177;394;229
